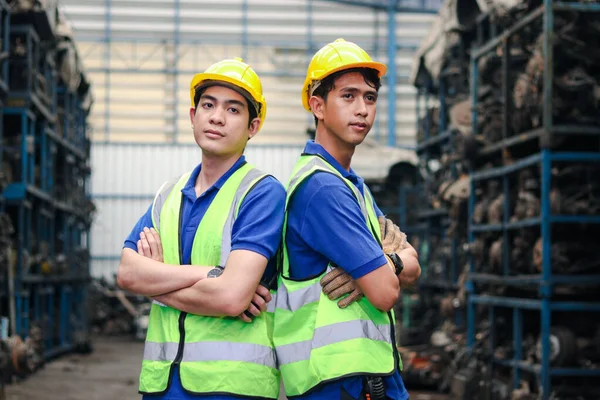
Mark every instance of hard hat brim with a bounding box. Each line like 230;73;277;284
302;61;387;112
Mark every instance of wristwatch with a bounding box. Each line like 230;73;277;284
207;266;224;278
387;253;404;276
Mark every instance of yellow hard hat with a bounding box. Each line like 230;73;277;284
302;38;387;112
190;57;267;131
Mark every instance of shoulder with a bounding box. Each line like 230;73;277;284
246;174;285;200
292;170;353;201
238;174;286;212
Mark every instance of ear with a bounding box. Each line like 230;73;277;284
189;107;196;125
309;96;325;122
247;118;261;140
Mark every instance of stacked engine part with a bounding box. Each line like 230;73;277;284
409;0;600;398
397;0;482;390
88;277;151;342
0;0;94;389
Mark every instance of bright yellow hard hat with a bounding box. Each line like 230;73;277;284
302;38;387;112
190;57;267;131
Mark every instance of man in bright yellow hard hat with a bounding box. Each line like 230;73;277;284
273;39;420;400
117;58;285;399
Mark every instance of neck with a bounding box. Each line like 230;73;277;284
315;125;355;171
196;152;240;196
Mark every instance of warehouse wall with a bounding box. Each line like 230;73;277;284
62;0;439;147
90;142;304;279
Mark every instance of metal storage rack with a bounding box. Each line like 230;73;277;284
466;1;600;398
0;12;92;366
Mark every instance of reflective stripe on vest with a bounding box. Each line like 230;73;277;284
140;163;280;399
143;341;277;368
273;155;400;398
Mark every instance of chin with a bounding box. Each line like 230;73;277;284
196;138;223;155
346;133;368;146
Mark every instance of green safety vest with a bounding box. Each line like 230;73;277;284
139;162;281;399
272;154;402;397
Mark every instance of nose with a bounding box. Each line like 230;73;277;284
209;106;225;126
355;97;368;118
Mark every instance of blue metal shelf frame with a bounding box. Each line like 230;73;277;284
1;18;92;360
413;71;462;289
470;1;600;153
57;85;89;156
468;295;600;387
467;150;600;398
466;4;600;396
7;25;56;123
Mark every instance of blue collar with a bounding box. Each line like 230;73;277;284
181;155;247;201
302;140;364;187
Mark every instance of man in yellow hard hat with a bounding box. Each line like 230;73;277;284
273;39;421;400
117;58;285;399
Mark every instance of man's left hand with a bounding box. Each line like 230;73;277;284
320;267;364;309
379;216;408;254
137;227;164;262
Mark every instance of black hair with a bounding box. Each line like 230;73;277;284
311;67;381;126
194;85;258;128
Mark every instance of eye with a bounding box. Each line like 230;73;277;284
366;95;377;103
343;93;354;99
202;102;213;109
228;107;240;114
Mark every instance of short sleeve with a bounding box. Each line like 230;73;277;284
297;173;387;280
230;176;286;261
123;203;155;252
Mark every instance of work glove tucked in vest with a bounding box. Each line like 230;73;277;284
320;217;408;309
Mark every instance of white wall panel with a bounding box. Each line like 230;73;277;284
91;197;153;257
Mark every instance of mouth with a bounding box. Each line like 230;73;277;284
204;129;224;138
349;122;368;130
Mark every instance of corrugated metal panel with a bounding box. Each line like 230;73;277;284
91;142;304;195
61;0;438;146
91;197;152;257
89;142;304;279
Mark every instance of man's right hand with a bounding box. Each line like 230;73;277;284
238;284;272;323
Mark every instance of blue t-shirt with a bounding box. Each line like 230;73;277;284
285;140;409;400
124;156;286;400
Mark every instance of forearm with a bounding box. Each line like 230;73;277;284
153;278;244;317
397;246;421;288
117;249;211;297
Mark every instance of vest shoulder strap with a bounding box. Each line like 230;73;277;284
151;172;191;232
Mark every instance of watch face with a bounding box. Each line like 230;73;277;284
207;267;224;278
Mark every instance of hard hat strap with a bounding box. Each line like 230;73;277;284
308;79;322;98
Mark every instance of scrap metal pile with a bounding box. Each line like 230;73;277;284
408;0;600;398
0;0;95;393
88;278;151;342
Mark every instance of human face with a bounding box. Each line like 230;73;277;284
314;71;378;148
189;85;259;158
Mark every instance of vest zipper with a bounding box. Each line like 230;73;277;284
387;311;400;371
173;196;187;366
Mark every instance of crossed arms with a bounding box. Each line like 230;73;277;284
118;220;420;318
117;227;271;321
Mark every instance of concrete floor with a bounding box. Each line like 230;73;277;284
4;336;448;400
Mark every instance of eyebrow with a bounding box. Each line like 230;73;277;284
199;94;247;108
340;87;378;97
